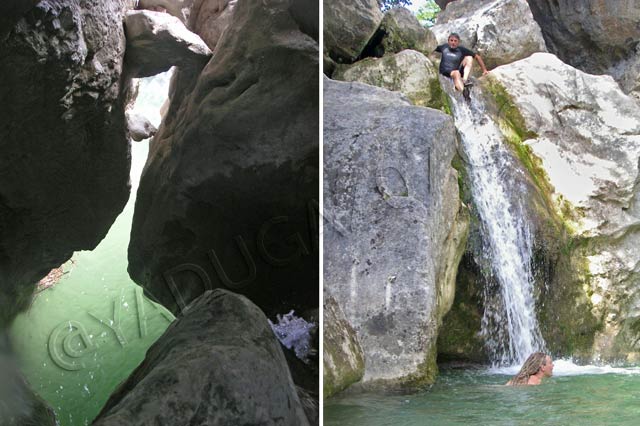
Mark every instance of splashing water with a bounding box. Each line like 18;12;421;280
446;81;545;365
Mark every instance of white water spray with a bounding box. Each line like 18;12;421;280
446;82;545;365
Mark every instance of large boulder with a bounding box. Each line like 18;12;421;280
323;295;365;398
93;289;309;425
525;0;640;100
128;0;318;319
334;50;445;110
485;52;640;361
137;0;237;51
323;77;468;389
364;7;437;58
0;0;132;327
324;0;383;63
124;10;212;78
431;0;547;70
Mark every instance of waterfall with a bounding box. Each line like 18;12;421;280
445;80;546;365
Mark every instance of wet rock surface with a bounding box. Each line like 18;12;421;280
93;289;309;425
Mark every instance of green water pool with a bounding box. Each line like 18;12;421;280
8;73;174;426
324;364;640;425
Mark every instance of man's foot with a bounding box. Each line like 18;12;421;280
462;85;471;102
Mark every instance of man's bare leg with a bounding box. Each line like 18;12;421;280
462;56;473;83
450;70;464;91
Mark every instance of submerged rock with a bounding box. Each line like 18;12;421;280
334;49;444;110
124;9;212;78
0;0;132;327
431;0;546;70
93;289;309;425
128;0;318;318
324;0;383;63
323;295;365;398
323;77;468;390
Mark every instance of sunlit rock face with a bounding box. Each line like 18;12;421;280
323;77;468;390
0;0;132;327
487;52;640;361
128;0;318;318
525;0;640;101
124;9;212;78
431;0;547;70
93;290;310;425
334;50;442;109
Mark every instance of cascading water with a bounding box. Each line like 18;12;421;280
445;80;545;365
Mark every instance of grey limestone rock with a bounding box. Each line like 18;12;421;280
92;289;309;425
323;295;365;398
323;77;468;390
324;0;383;63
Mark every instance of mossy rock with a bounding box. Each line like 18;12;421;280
323;296;365;398
334;50;450;114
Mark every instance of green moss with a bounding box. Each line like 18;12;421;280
427;77;451;115
450;154;469;203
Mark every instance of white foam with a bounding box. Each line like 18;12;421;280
487;359;640;376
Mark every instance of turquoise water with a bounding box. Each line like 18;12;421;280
8;72;174;426
325;363;640;426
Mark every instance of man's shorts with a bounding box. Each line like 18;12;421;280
440;64;465;78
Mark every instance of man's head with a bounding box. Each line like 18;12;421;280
447;33;460;49
541;355;554;377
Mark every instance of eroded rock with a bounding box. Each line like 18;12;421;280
128;0;318;319
0;0;132;327
432;0;546;70
124;10;212;78
323;77;468;390
324;0;383;63
93;289;309;425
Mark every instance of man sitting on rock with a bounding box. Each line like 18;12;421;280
434;33;489;101
505;352;554;386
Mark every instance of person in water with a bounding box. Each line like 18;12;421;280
434;33;489;100
506;352;554;386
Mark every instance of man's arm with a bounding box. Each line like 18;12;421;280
474;53;489;75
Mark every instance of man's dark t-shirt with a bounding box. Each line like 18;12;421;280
435;43;476;77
